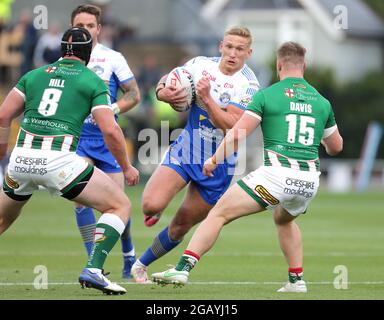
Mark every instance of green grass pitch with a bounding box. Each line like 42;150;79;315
0;184;383;300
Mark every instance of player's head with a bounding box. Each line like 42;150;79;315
61;27;93;65
219;26;253;75
276;41;307;77
71;4;101;48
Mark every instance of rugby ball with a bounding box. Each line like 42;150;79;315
165;67;196;112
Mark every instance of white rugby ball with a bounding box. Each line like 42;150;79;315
165;67;196;112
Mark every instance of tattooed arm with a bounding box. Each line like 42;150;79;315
112;79;141;114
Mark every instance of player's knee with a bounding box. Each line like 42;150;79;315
142;197;163;216
121;196;132;215
273;209;295;226
111;194;131;223
207;205;231;225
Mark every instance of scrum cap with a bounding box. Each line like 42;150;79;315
61;27;92;65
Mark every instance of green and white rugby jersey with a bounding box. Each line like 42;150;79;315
246;77;336;172
14;59;111;152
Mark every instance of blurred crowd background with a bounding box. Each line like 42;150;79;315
0;0;383;191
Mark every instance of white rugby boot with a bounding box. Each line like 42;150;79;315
151;268;189;286
277;280;307;293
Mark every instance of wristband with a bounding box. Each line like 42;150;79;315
111;102;120;115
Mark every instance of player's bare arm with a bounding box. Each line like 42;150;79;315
0;89;25;127
321;127;343;156
92;107;139;185
0;89;25;159
203;112;260;177
114;79;141;114
196;77;244;131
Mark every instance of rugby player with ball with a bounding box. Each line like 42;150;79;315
131;26;260;283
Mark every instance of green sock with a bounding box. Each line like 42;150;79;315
86;214;125;269
288;267;304;283
175;251;199;272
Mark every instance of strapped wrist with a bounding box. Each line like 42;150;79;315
111;102;120;115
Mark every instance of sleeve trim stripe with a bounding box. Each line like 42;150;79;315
13;87;25;100
91;105;112;112
322;125;337;138
119;76;134;84
245;110;262;120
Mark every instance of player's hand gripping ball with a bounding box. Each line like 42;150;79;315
165;67;196;112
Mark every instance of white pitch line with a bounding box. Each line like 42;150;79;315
0;251;383;257
1;281;384;286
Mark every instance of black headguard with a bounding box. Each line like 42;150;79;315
61;27;92;65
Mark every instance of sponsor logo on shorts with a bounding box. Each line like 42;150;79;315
5;174;19;189
284;177;315;198
255;185;279;205
15;156;47;166
14;156;48;176
14;166;48;175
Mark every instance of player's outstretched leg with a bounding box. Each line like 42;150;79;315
74;168;130;294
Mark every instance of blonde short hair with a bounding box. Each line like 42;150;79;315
224;26;252;46
277;41;306;65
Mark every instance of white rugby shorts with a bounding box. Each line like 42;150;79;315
238;166;321;216
5;147;91;198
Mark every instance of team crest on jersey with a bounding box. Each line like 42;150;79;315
90;65;104;76
284;88;295;98
45;66;57;73
219;92;231;104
